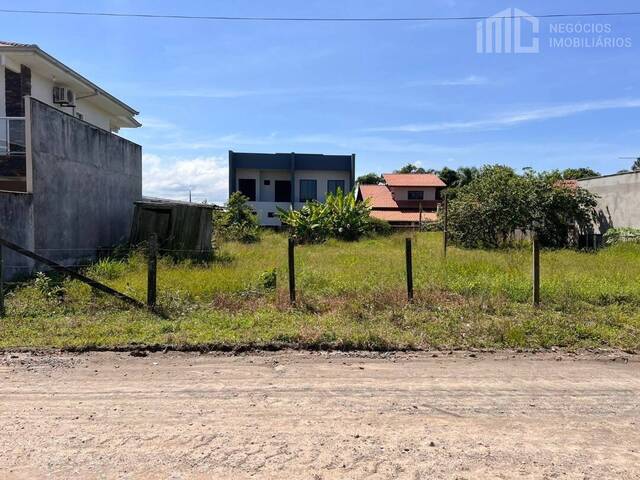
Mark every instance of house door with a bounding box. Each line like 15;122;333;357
275;180;291;202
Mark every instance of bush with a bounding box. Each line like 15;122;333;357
604;227;640;245
278;189;373;243
214;192;260;244
447;165;597;249
367;217;392;236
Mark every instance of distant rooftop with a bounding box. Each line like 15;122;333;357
383;173;446;188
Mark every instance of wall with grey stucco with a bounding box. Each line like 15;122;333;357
0;192;34;278
578;171;640;233
29;99;142;264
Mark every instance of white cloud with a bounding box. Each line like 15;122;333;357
142;153;228;204
433;75;490;86
368;98;640;133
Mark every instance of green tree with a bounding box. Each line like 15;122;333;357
455;166;479;187
632;158;640;171
356;172;384;185
561;167;600;180
214;192;260;243
447;165;597;249
395;163;427;174
437;167;459;187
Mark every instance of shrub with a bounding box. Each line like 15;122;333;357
277;201;330;243
368;217;392;236
604;227;640;245
87;258;128;280
447;165;597;249
214;192;260;244
278;189;373;243
258;269;277;290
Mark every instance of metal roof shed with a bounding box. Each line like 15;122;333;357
130;198;218;260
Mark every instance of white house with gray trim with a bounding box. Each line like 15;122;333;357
228;151;356;226
0;41;142;279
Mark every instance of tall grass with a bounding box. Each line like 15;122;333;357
2;231;640;350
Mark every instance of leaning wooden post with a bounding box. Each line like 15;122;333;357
406;237;414;302
443;193;448;258
147;233;158;309
288;237;296;304
0;245;5;317
532;232;540;307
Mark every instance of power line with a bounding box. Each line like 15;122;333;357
1;8;640;23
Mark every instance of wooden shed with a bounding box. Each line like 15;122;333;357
130;198;219;260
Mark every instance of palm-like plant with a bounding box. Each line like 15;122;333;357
277;189;372;243
325;188;372;241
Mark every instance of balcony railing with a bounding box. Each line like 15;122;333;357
0;117;27;192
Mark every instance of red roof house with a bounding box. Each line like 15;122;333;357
357;173;446;226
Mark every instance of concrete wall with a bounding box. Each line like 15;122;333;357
0;191;34;278
578;171;640;233
28;98;142;264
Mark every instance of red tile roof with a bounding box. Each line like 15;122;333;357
383;173;446;187
555;179;578;190
371;210;438;223
359;184;398;209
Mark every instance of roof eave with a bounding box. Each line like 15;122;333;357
0;44;139;116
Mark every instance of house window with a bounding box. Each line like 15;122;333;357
299;179;317;202
408;191;424;200
275;180;291;202
327;180;345;195
238;178;256;201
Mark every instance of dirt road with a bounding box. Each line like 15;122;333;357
1;350;639;479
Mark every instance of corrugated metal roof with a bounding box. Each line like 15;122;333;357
383;173;446;187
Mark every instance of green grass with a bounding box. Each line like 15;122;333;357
2;231;640;351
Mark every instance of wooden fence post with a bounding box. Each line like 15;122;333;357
147;233;158;309
288;237;296;304
532;233;540;306
443;194;448;258
0;245;4;317
406;237;414;302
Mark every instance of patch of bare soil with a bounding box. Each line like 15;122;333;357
0;350;639;479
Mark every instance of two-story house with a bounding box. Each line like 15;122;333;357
357;173;446;226
0;41;142;279
228;151;356;226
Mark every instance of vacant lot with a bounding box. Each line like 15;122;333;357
1;350;638;479
1;232;640;350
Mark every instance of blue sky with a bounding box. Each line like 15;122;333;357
4;0;640;202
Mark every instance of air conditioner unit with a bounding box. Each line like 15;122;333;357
65;88;76;107
53;86;75;106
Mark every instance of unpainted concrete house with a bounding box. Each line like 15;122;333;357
0;41;142;279
578;170;640;234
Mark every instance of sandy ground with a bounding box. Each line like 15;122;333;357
0;349;639;479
